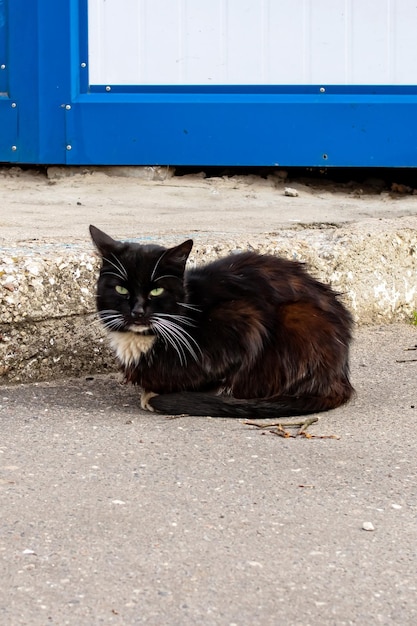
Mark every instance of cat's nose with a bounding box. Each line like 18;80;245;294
132;303;145;319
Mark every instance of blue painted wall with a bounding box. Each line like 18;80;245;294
1;0;417;167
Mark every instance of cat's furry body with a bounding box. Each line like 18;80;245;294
90;225;354;418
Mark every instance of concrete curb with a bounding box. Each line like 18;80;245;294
1;218;417;384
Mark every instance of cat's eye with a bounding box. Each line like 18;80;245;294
115;285;129;296
149;287;165;297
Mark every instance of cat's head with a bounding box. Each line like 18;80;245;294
90;225;193;336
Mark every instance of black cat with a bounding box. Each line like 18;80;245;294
90;225;354;418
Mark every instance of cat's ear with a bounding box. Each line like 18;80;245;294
163;239;193;271
89;225;119;257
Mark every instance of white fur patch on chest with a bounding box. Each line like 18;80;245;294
108;331;156;367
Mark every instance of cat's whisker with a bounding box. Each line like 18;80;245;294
88;316;105;329
113;253;128;274
99;313;123;322
101;319;125;332
156;313;196;327
101;270;127;280
110;252;129;280
98;309;126;332
102;255;128;281
151;319;187;366
99;313;123;321
177;302;202;313
152;319;191;365
86;317;107;332
152;317;201;363
150;249;169;282
153;274;181;282
106;322;125;332
98;309;123;318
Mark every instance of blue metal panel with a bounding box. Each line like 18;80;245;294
6;0;74;163
66;88;417;167
0;100;17;161
2;0;81;163
0;0;8;96
0;0;18;163
1;0;417;167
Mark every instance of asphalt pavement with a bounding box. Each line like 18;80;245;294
1;324;417;625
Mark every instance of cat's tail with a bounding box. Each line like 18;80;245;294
147;391;351;419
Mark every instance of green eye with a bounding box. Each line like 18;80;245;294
149;287;164;297
115;285;129;296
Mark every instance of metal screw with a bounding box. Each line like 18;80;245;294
65;104;71;110
0;64;6;70
322;153;328;160
105;85;111;92
320;87;326;93
11;102;16;108
80;62;87;68
11;145;17;151
66;145;72;151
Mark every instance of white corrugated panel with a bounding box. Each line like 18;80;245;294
88;0;417;85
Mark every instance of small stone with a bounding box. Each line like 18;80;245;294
284;187;299;197
362;522;375;531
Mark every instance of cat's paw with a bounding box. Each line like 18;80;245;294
140;390;158;412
